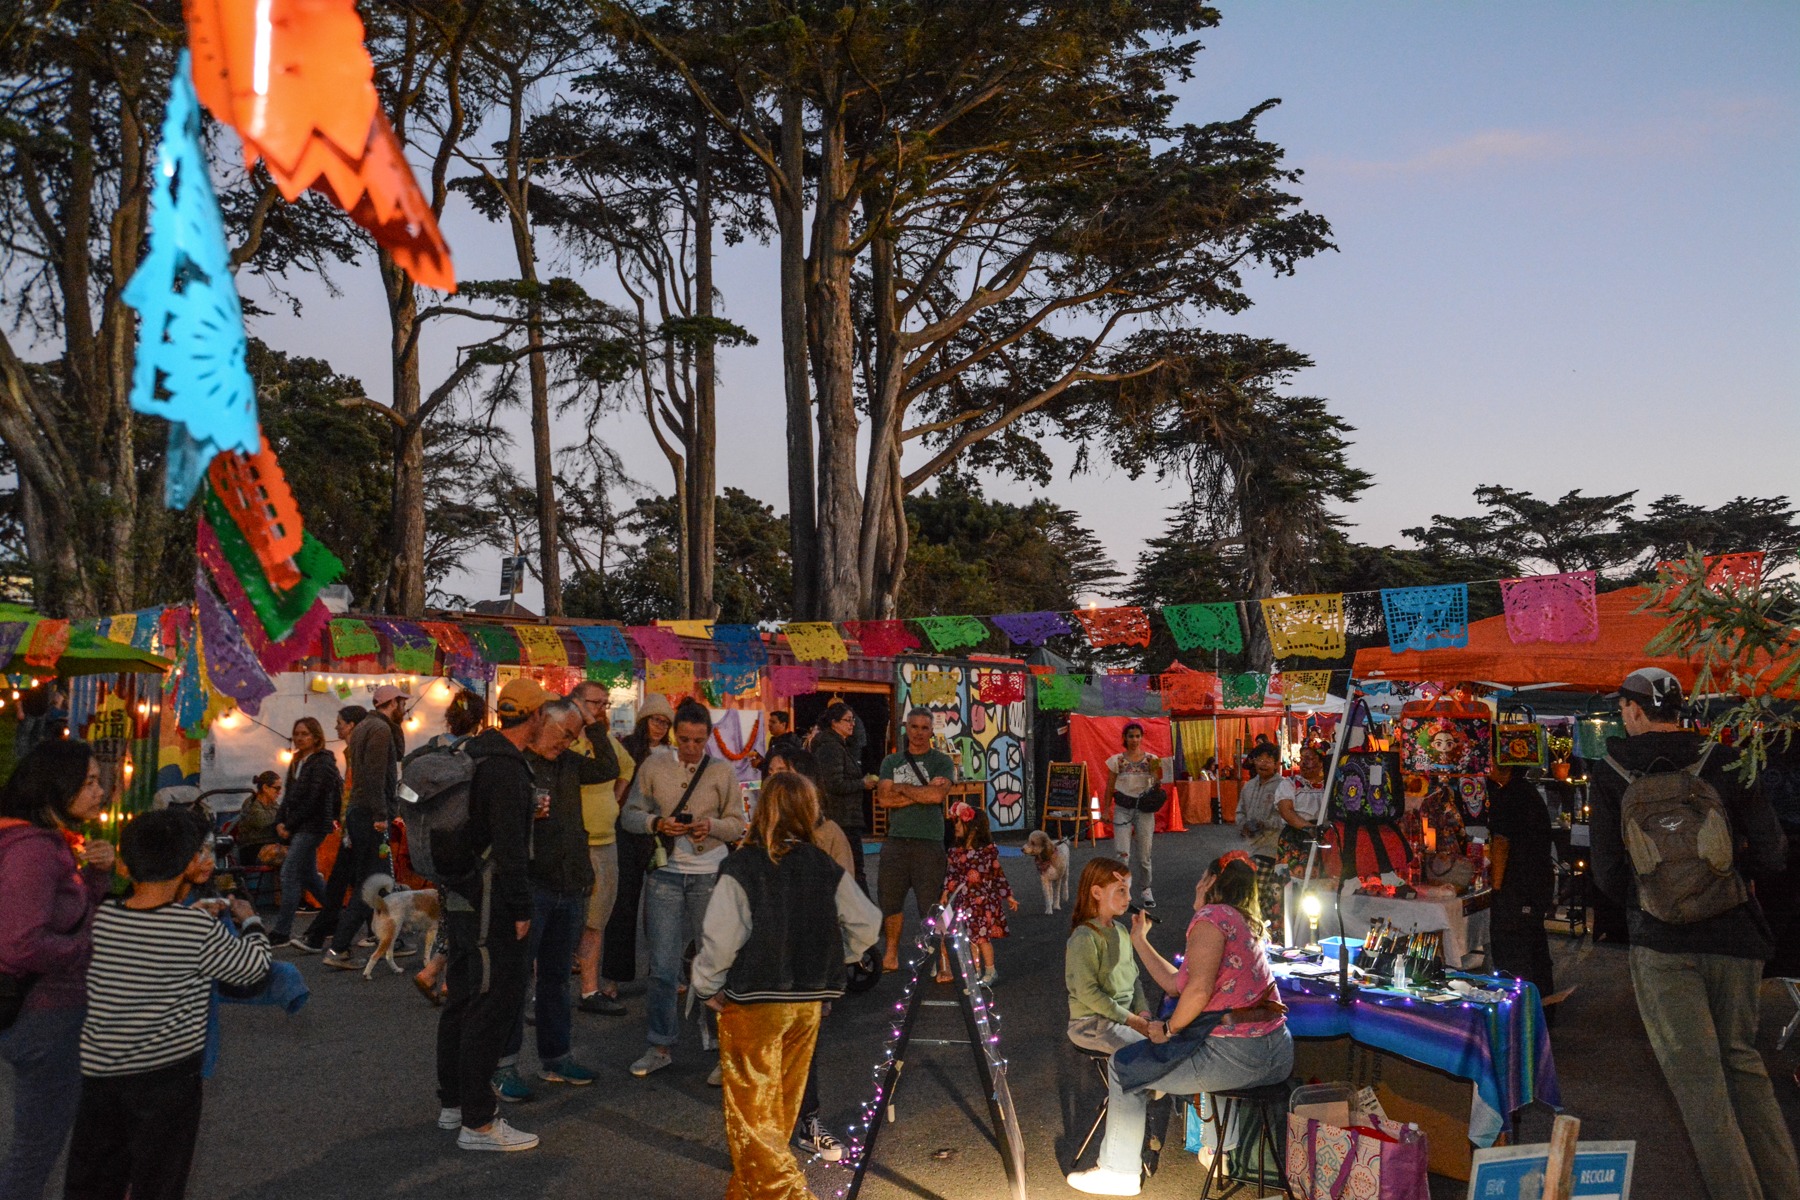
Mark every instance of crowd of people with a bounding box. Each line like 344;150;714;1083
1;661;1795;1200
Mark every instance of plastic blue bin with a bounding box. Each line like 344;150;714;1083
1319;936;1361;965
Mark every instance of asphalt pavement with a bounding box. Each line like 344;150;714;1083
5;826;1797;1198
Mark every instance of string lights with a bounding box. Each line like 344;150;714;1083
836;891;1026;1200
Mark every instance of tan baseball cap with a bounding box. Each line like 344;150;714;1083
496;677;555;720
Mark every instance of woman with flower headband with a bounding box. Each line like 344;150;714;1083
1068;851;1292;1197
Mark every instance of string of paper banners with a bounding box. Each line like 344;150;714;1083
85;551;1757;740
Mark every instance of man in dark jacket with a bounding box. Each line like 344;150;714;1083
321;685;408;966
491;697;618;1101
1590;667;1798;1200
436;677;550;1153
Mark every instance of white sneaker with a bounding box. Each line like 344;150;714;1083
436;1107;461;1131
1139;889;1155;909
458;1118;539;1152
629;1047;673;1078
706;1061;723;1087
1066;1167;1142;1196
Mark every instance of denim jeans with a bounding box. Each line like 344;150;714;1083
271;830;326;941
1067;1015;1147;1055
0;1004;85;1200
1112;807;1156;894
644;868;716;1048
503;887;586;1067
1096;1027;1293;1177
1629;946;1800;1200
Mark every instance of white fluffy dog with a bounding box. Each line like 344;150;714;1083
1021;830;1072;915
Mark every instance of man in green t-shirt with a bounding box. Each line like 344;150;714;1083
874;708;955;970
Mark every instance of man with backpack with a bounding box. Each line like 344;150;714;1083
431;677;552;1153
1591;667;1798;1200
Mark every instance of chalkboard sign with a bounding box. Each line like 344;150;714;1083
1042;762;1089;839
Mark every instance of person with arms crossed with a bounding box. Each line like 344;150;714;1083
875;708;954;971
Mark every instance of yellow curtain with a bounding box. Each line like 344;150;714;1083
1177;719;1216;777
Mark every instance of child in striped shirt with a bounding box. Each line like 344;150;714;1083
65;809;271;1200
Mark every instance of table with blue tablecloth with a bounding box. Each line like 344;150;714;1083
1275;966;1559;1163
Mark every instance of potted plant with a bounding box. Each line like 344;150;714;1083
1547;734;1574;780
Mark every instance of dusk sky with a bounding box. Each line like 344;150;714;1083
242;2;1800;611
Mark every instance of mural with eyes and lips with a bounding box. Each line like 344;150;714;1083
894;659;1031;831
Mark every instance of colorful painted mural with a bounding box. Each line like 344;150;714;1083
894;659;1032;831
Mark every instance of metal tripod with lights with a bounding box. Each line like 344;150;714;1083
842;889;1028;1200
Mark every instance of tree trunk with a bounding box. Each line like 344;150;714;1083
526;312;561;614
498;74;561;617
807;80;864;622
775;88;817;619
382;254;427;616
685;109;717;619
857;216;907;618
1245;538;1276;670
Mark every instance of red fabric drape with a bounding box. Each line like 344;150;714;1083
1067;715;1186;837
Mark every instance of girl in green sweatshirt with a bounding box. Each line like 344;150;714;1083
1064;857;1157;1053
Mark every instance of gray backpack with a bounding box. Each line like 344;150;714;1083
397;741;480;887
1605;747;1747;925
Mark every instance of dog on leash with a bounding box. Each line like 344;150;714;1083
358;873;442;979
1021;830;1072;914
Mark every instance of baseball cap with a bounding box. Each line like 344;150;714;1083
496;677;555;720
1611;667;1684;712
372;684;406;707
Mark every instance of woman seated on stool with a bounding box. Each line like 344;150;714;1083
1065;857;1156;1054
1067;852;1292;1197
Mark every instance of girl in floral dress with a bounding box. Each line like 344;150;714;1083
940;802;1018;986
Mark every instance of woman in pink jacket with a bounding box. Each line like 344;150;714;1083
0;740;114;1199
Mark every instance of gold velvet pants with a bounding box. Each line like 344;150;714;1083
719;1000;823;1200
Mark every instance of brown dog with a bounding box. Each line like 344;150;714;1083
358;873;442;979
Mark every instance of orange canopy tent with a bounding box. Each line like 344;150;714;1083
1352;585;1701;693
